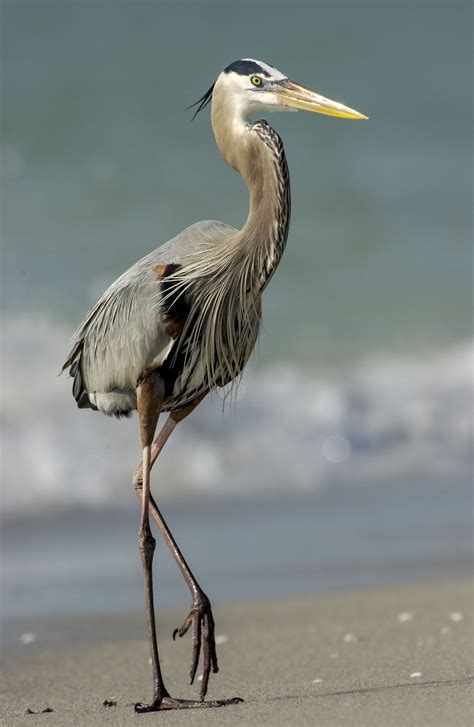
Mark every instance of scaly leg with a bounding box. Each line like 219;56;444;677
134;372;169;712
133;386;241;711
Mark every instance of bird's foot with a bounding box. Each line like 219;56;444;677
173;592;218;700
135;696;243;712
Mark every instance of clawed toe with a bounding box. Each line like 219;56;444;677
135;696;243;712
134;700;161;713
173;594;219;699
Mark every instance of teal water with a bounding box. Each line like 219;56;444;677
2;1;472;366
3;477;473;628
1;2;472;515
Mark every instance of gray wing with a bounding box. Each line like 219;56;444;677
63;220;236;415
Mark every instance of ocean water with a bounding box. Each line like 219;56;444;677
1;314;473;513
1;1;473;617
2;1;472;509
2;478;473;636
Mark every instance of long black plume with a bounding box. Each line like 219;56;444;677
187;83;215;121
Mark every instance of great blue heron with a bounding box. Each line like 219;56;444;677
63;58;366;712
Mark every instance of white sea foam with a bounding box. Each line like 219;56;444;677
1;314;472;515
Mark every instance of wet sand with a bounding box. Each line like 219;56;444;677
2;578;473;726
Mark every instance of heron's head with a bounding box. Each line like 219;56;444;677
191;58;367;122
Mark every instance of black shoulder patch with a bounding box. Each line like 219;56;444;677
224;60;271;78
156;263;190;340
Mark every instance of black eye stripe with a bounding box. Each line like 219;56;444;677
224;60;271;78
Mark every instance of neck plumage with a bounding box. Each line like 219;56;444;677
164;96;292;394
211;97;291;292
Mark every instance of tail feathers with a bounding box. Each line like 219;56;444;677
64;343;133;417
61;339;82;374
64;343;98;411
70;360;94;410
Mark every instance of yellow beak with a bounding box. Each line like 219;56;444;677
276;80;368;120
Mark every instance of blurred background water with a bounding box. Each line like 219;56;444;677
1;1;472;623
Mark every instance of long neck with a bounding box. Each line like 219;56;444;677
165;96;292;395
211;97;291;291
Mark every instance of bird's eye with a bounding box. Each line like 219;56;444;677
250;75;263;87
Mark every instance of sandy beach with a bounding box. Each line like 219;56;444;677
2;578;472;726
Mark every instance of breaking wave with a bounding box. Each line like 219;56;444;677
1;314;472;515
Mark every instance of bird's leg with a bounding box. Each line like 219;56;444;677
133;393;207;487
133;390;242;711
134;372;170;713
142;488;219;700
133;396;219;698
